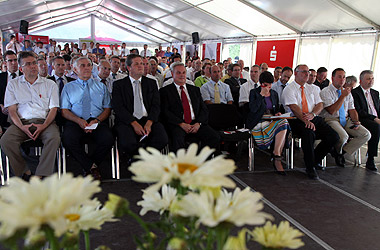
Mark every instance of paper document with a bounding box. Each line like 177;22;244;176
262;112;293;119
85;123;98;130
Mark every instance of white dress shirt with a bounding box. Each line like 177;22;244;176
239;79;259;104
129;76;148;118
282;81;322;114
320;84;354;119
34;47;47;54
173;83;195;120
5;75;59;119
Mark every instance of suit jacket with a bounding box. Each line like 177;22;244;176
160;83;208;126
224;77;247;105
112;76;160;125
351;86;380;121
47;75;76;84
246;88;282;129
0;71;23;127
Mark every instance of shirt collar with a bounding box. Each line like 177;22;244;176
129;76;142;83
174;82;187;91
77;78;91;87
360;85;370;94
54;74;64;81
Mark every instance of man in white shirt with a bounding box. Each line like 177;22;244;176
239;64;260;107
272;66;293;105
238;60;249;80
48;40;60;54
34;42;47;55
37;57;49;78
149;57;164;88
140;44;152;57
0;51;60;178
201;65;233;104
282;64;339;180
320;68;370;167
5;35;22;54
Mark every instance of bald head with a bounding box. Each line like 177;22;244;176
210;65;221;82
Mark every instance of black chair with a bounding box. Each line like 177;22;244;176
207;103;250;163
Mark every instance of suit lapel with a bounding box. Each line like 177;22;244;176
170;84;182;107
141;77;148;109
370;89;380;113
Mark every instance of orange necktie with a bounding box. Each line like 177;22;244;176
301;86;308;113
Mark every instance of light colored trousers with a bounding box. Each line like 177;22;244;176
325;118;371;155
0;118;60;177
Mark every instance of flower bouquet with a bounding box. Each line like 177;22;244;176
125;143;305;250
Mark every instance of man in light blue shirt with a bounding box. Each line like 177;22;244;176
61;57;113;181
201;65;233;104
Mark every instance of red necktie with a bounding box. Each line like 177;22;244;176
180;86;192;124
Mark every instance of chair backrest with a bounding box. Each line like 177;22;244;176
207;104;242;130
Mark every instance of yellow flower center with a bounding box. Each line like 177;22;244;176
177;163;198;174
65;213;80;221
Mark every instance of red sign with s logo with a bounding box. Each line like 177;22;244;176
255;40;296;68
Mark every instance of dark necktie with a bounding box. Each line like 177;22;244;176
101;79;106;85
11;73;16;79
112;73;116;80
58;77;64;95
180;86;192;124
14;44;17;54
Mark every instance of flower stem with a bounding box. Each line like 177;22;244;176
83;231;90;250
127;209;153;247
43;226;60;250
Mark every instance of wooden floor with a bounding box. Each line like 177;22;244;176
1;144;380;250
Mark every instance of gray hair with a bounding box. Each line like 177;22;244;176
170;61;185;72
73;56;92;68
360;70;373;81
346;75;357;85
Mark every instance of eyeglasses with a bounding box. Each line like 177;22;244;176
21;61;37;67
6;59;17;63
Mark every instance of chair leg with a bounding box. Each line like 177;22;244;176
115;140;120;180
62;146;66;175
6;156;9;185
0;148;4;185
291;138;294;169
357;147;361;165
322;156;327;167
57;148;61;179
248;136;254;171
111;145;116;179
286;147;290;169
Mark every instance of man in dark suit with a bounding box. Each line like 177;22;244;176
47;56;75;94
47;56;75;126
351;70;379;171
0;50;23;130
160;62;220;152
112;54;168;157
224;63;247;107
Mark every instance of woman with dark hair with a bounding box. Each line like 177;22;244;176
246;71;290;175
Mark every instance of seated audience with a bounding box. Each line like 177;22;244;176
274;66;282;82
282;64;339;180
345;75;358;89
320;68;370;167
112;54;168;159
239;65;260;107
224;63;247;106
160;62;220;152
246;71;290;175
271;66;293;105
194;63;212;87
0;51;60;179
314;67;330;90
351;70;380;171
61;57;114;180
200;65;233;104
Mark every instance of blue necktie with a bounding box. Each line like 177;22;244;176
82;81;91;120
337;89;346;127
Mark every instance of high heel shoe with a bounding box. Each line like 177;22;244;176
272;155;286;175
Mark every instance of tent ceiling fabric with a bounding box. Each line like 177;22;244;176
0;0;379;43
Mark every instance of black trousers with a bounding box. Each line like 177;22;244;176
360;119;380;158
168;123;220;152
62;120;114;172
289;116;339;171
115;118;168;156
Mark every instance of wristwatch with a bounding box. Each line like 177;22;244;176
311;112;316;117
95;118;101;123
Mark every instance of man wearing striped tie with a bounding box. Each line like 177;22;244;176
320;68;370;168
282;64;339;180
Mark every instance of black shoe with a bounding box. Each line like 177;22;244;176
335;154;345;167
306;168;319;180
366;157;377;171
272;155;286;176
21;173;32;182
315;163;326;171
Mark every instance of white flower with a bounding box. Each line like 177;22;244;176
137;184;177;216
66;199;117;233
129;143;236;192
0;174;101;239
173;187;272;227
250;221;304;249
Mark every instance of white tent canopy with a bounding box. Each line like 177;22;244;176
0;0;379;42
